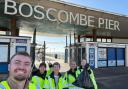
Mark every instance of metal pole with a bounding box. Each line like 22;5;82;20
44;41;46;62
65;35;68;63
66;35;67;47
31;28;36;67
74;24;76;44
93;29;97;42
70;33;71;46
69;33;72;62
73;24;77;64
74;32;76;44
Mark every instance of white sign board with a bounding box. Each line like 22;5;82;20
98;48;107;60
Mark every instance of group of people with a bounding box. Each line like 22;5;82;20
0;52;98;89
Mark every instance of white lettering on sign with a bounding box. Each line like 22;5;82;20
98;18;120;31
46;8;57;21
88;16;95;27
58;10;68;23
19;3;33;17
34;5;45;20
4;0;120;31
4;0;17;15
80;14;87;26
69;12;79;25
98;18;104;28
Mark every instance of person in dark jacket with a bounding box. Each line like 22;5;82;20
73;59;98;89
31;62;52;88
79;59;87;72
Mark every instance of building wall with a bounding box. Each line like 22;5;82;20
112;38;128;44
125;45;128;67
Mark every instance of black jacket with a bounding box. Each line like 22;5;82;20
32;69;47;79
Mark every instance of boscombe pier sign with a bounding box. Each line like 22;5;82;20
3;0;120;31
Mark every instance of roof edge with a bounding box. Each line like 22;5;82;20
50;0;128;17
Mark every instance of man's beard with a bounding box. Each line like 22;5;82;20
14;75;27;81
13;69;29;81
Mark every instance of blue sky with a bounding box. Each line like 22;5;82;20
61;0;128;15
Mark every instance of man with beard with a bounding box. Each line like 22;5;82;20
0;52;40;89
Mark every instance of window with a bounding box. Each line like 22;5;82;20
16;46;27;53
102;38;106;42
86;38;93;42
80;37;85;42
0;31;6;35
107;38;112;43
97;38;101;42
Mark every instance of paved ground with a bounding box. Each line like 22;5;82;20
96;74;128;89
94;67;128;89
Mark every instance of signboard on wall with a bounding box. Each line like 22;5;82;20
16;46;27;53
98;48;107;60
89;48;95;68
108;60;116;66
98;61;107;67
16;39;27;43
2;0;120;31
98;48;107;67
117;60;124;66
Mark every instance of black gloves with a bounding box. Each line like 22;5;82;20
84;63;90;69
84;64;92;74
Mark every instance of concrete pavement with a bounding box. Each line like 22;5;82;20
94;67;128;89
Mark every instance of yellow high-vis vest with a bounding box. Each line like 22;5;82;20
64;68;81;89
0;81;40;89
44;72;67;89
